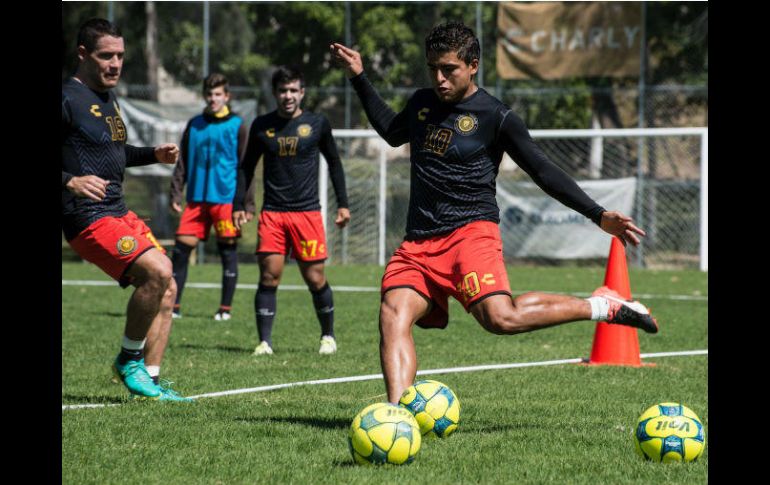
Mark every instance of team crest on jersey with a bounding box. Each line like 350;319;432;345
454;113;478;136
117;236;138;256
297;124;313;138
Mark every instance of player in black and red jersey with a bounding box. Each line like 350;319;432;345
331;22;658;403
62;18;190;401
233;66;350;356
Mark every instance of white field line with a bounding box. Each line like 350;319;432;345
61;350;707;411
61;280;708;301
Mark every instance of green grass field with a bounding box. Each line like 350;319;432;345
62;261;707;484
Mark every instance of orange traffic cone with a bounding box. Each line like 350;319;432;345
586;237;651;367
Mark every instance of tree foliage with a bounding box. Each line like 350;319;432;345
62;1;706;128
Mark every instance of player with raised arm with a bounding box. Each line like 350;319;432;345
331;21;658;404
233;66;350;356
62;18;191;401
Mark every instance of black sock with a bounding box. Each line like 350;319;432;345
311;283;334;338
218;242;238;310
117;347;144;365
152;376;159;385
255;284;277;346
171;241;195;307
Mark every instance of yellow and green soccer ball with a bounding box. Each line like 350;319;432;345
399;379;460;438
634;402;706;463
348;402;422;465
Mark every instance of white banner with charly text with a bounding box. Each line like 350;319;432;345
496;177;636;259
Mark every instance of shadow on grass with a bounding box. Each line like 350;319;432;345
62;394;125;405
176;343;249;354
331;458;359;468
234;415;349;430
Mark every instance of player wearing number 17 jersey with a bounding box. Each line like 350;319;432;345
233;66;350;356
331;21;658;404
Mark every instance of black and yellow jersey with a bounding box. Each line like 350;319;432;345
61;78;157;240
350;72;605;241
235;110;348;213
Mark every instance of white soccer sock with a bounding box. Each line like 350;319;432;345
121;336;147;350
146;365;160;378
586;297;610;321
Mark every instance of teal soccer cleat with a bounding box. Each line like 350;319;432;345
112;357;161;399
156;379;194;402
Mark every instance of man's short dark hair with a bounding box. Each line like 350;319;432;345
77;18;122;52
271;66;304;91
203;73;229;93
424;21;480;65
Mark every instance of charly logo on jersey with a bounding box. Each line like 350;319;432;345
297;124;313;138
266;128;276;138
417;108;430;121
454;113;478;136
116;236;138;256
90;104;102;117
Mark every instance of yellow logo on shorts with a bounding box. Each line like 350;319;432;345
454;113;478;136
297;124;313;138
117;236;138;256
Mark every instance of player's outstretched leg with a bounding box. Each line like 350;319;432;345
471;291;657;335
589;286;658;333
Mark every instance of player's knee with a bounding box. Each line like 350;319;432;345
379;300;412;332
305;272;326;291
165;276;178;301
145;257;174;291
482;307;528;335
260;272;281;287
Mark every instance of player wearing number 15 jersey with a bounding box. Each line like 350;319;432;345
331;21;658;404
233;65;350;356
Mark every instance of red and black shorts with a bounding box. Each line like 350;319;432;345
69;211;166;288
381;220;511;329
176;202;239;240
256;210;327;262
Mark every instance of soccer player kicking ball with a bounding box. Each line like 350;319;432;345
62;18;191;401
331;21;658;404
233;66;350;356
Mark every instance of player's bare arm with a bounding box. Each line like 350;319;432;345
66;174;110;202
330;43;364;78
155;143;180;164
599;211;646;247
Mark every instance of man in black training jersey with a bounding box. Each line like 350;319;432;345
331;22;658;404
62;18;190;401
233;66;350;356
